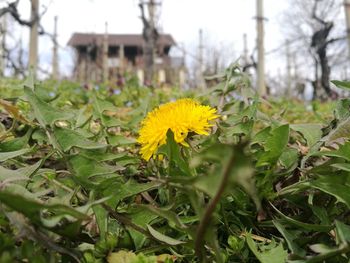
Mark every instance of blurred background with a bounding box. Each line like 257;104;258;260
0;0;349;99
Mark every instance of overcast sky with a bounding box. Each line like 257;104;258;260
1;0;294;78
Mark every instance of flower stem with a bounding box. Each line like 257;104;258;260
195;147;235;262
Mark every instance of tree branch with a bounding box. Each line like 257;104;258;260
312;0;327;25
326;35;347;45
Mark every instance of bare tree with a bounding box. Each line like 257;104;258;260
282;0;347;99
0;0;52;76
139;0;159;86
311;0;346;97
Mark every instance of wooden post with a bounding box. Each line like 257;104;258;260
52;16;59;80
199;29;204;73
29;0;39;76
16;36;24;77
0;14;7;77
256;0;266;95
243;33;249;65
79;58;86;83
292;51;298;85
198;28;205;89
344;65;348;79
180;44;186;89
344;0;350;60
103;22;109;82
286;39;291;96
119;44;124;72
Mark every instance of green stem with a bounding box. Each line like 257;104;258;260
194;147;235;262
305;243;350;263
102;203;160;242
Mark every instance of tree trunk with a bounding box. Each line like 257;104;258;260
139;0;158;86
317;46;331;96
344;0;350;59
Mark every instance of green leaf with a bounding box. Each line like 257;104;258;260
107;251;136;263
331;163;350;172
323;117;350;145
92;95;123;127
309;243;335;254
270;203;332;232
257;124;290;166
0;191;88;226
127;207;159;250
0;129;32;151
108;135;136;146
75;106;91;128
2;184;40;200
279;148;299;169
23;71;35;90
335;220;350;244
101;179;161;207
69;155;123;179
0;160;41;181
191;143;233;198
146;224;185;245
0;148;32;162
93;205;108;240
291;124;323;147
317;142;350;161
0;166;28;182
273;220;305;257
160;130;192;176
230;119;254;136
24;86;74;127
334;99;350;121
193;173;221;197
245;232;288;263
192;142;260;209
310;205;331;225
138;205;187;229
80;150;126;162
308;175;350;208
331;80;350;90
252;126;271;145
53;126;107;151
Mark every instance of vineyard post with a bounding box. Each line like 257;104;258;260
119;44;124;73
344;0;350;60
198;28;205;89
103;22;109;82
256;0;266;95
0;14;7;77
286;39;291;97
243;33;249;66
29;0;39;76
52;16;59;80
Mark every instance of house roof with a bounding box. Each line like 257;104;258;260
68;33;176;47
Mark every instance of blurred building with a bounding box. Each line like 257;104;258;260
67;33;186;86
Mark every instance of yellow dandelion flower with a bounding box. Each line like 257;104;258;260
137;98;219;160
